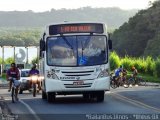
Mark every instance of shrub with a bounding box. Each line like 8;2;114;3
155;57;160;77
146;56;155;76
2;73;6;80
120;56;133;71
110;52;159;78
133;58;147;74
109;52;120;71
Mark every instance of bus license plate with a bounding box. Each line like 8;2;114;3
73;81;84;85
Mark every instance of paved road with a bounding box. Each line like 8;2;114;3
0;86;160;120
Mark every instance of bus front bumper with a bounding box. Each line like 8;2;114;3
45;77;110;93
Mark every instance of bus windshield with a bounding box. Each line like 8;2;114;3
47;35;107;66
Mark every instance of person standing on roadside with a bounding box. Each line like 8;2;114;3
131;66;138;85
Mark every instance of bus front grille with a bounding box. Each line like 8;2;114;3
61;70;94;76
64;83;92;88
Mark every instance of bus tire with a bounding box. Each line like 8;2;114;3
96;91;104;102
42;90;47;99
47;92;55;103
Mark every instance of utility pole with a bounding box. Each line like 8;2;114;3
2;46;4;73
37;46;39;69
26;46;28;64
13;46;15;62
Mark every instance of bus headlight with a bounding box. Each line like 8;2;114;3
98;69;109;78
52;73;59;79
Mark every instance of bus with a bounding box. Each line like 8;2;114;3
39;22;112;102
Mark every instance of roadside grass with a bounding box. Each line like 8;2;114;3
1;73;6;82
138;73;160;83
127;72;160;83
111;70;160;83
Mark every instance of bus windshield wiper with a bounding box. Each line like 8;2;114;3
81;36;91;56
62;36;73;49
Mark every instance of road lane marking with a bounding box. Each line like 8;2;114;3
111;92;160;113
110;86;158;92
19;99;41;120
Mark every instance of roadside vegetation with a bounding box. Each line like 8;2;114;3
110;51;160;83
1;53;160;83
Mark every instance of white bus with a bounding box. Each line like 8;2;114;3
39;22;112;102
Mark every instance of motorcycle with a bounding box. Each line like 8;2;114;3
30;74;41;97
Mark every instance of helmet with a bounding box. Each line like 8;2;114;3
132;66;135;70
32;63;37;68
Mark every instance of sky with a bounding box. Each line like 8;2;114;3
0;0;156;12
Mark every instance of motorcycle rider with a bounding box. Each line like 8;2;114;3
29;63;41;91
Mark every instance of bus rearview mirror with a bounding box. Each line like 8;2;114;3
108;39;112;50
40;40;45;51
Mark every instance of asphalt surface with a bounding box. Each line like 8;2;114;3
0;86;160;120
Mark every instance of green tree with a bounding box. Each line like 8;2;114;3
0;57;2;64
112;0;160;57
4;57;14;64
31;57;39;64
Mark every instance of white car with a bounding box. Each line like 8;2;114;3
19;69;31;94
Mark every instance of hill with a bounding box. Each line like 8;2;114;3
0;7;138;29
112;0;160;58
